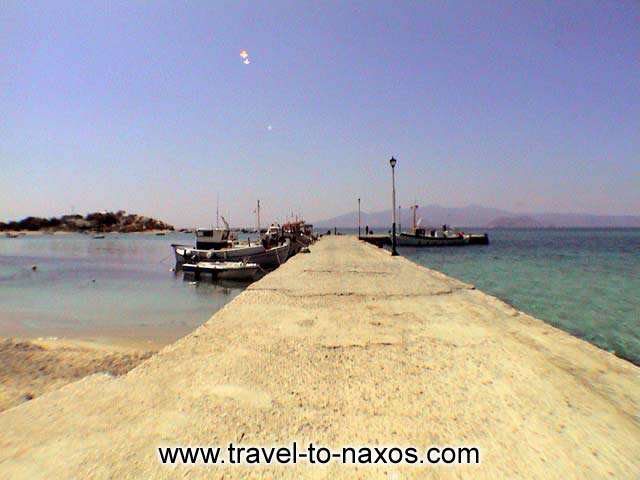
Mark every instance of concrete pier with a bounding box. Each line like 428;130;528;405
0;236;638;478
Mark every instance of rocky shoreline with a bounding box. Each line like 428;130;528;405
0;210;174;233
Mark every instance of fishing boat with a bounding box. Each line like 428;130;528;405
171;205;310;269
192;226;235;249
396;226;469;247
172;240;290;268
466;233;490;245
182;261;261;281
171;216;290;268
391;204;487;247
282;220;316;255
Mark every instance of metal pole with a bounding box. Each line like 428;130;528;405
398;205;401;234
358;198;361;238
257;200;261;234
391;162;398;256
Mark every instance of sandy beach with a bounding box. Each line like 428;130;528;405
0;337;156;412
0;236;638;478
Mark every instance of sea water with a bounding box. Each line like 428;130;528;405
1;229;638;363
0;232;246;345
398;228;640;365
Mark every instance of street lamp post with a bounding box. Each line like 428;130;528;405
358;198;361;238
390;157;398;256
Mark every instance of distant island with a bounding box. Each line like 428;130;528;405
487;216;544;228
0;211;174;233
315;204;640;229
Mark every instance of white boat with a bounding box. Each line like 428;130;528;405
172;240;290;268
396;231;468;246
182;261;261;281
395;223;469;247
392;206;473;247
192;227;235;249
171;211;292;269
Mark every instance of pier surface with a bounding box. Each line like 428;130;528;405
1;236;638;478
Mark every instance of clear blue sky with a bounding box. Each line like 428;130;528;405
1;1;638;226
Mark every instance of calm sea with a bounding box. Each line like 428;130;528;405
1;229;638;364
397;228;640;365
0;232;246;346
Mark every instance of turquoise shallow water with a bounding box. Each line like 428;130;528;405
1;229;639;362
0;233;246;344
398;228;640;365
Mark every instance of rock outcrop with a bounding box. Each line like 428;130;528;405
0;211;174;233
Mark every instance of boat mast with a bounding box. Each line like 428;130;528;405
256;200;261;234
411;204;418;230
216;193;219;228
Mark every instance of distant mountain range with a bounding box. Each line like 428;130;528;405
487;216;543;228
314;205;640;229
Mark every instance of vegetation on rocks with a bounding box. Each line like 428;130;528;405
0;211;174;233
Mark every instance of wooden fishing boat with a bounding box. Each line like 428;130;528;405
182;261;261;281
171;210;301;270
391;209;488;248
172;239;290;268
396;230;469;246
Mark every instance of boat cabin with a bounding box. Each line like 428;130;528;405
195;228;232;250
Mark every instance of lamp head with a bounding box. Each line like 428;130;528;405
389;157;397;168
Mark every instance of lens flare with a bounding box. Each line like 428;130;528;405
240;50;249;59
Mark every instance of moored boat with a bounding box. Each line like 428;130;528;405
466;233;490;245
390;204;489;248
171;209;316;271
282;220;317;255
173;240;290;268
182;261;261;281
172;220;290;269
192;226;235;250
395;226;469;247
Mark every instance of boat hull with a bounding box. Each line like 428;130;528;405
172;241;289;269
395;234;469;247
182;262;260;282
466;233;490;245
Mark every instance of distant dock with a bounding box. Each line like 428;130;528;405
359;232;489;247
0;236;637;478
358;233;391;247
